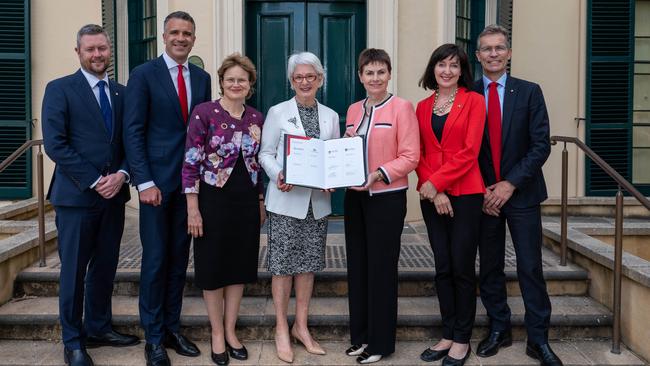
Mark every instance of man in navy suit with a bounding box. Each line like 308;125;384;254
473;25;563;366
42;24;139;366
123;11;211;366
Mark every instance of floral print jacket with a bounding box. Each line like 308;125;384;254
182;99;264;193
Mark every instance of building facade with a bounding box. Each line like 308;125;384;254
0;0;648;219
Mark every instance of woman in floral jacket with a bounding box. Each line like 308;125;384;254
181;53;264;365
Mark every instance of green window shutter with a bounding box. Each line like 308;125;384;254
102;0;117;80
586;0;634;194
0;0;31;199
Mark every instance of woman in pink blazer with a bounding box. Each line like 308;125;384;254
343;48;420;364
415;44;485;366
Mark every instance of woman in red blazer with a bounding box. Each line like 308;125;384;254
415;44;486;366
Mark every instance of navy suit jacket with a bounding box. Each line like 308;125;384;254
123;56;212;194
42;69;130;207
474;76;550;208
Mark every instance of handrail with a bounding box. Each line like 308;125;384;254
0;139;47;267
551;136;650;210
550;135;650;355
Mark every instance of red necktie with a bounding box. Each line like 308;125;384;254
488;82;502;182
177;64;188;123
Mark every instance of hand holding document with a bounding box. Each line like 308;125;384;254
283;134;366;189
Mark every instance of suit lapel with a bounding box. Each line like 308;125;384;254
154;57;184;123
440;89;469;144
72;70;108;138
189;64;200;113
109;81;121;142
501;76;517;146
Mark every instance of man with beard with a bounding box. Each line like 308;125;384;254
123;11;211;366
42;24;139;366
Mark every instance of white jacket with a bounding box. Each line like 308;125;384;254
259;97;340;219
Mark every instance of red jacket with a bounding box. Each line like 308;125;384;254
415;87;486;196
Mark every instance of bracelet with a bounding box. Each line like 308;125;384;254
375;169;385;182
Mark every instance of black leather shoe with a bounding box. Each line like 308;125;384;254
476;330;512;357
64;348;94;366
163;332;200;357
226;341;248;360
86;330;140;348
420;347;449;362
211;349;229;365
144;343;171;366
526;342;564;366
441;346;471;366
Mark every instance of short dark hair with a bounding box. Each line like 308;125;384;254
76;24;110;48
358;48;392;74
477;24;510;49
418;44;474;91
164;11;196;32
217;53;258;99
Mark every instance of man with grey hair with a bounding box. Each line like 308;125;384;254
42;24;139;366
473;24;562;366
124;11;211;366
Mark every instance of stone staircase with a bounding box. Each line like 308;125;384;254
0;207;646;365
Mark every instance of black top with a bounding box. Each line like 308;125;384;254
431;113;448;142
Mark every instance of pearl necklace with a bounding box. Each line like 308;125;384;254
433;87;458;115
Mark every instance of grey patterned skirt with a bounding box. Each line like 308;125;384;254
266;204;328;276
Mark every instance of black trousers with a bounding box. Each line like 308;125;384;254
344;189;406;356
421;194;483;343
478;204;551;345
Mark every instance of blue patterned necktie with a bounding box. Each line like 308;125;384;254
97;80;113;137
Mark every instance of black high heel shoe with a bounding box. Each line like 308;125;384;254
226;341;248;361
420;347;450;362
210;337;229;366
441;345;471;366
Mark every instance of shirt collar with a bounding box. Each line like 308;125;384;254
482;72;508;90
79;67;109;89
162;51;189;70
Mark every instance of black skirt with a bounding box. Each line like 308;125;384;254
193;154;260;290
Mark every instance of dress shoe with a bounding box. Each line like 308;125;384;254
526;342;564;366
441;346;471;366
226;341;248;360
356;351;382;364
476;330;512;357
163;332;200;357
144;343;170;366
64;348;94;366
346;344;367;356
86;329;140;348
420;347;450;362
291;327;326;355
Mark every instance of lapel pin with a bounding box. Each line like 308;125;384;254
457;104;462;108
115;92;119;95
510;89;514;93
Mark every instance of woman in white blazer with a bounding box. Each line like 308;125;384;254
259;51;340;364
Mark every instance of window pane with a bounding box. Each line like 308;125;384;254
634;111;650;124
634;74;650;110
636;63;650;73
635;38;650;61
636;0;650;36
634;126;650;147
633;148;650;183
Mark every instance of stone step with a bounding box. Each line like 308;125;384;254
15;267;589;298
0;296;611;342
0;339;645;365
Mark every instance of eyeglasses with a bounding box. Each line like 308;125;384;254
223;77;249;85
292;74;318;83
478;45;509;54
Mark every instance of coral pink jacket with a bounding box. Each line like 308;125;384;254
415;87;486;196
345;95;420;194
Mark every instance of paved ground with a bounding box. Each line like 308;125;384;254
0;340;645;366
